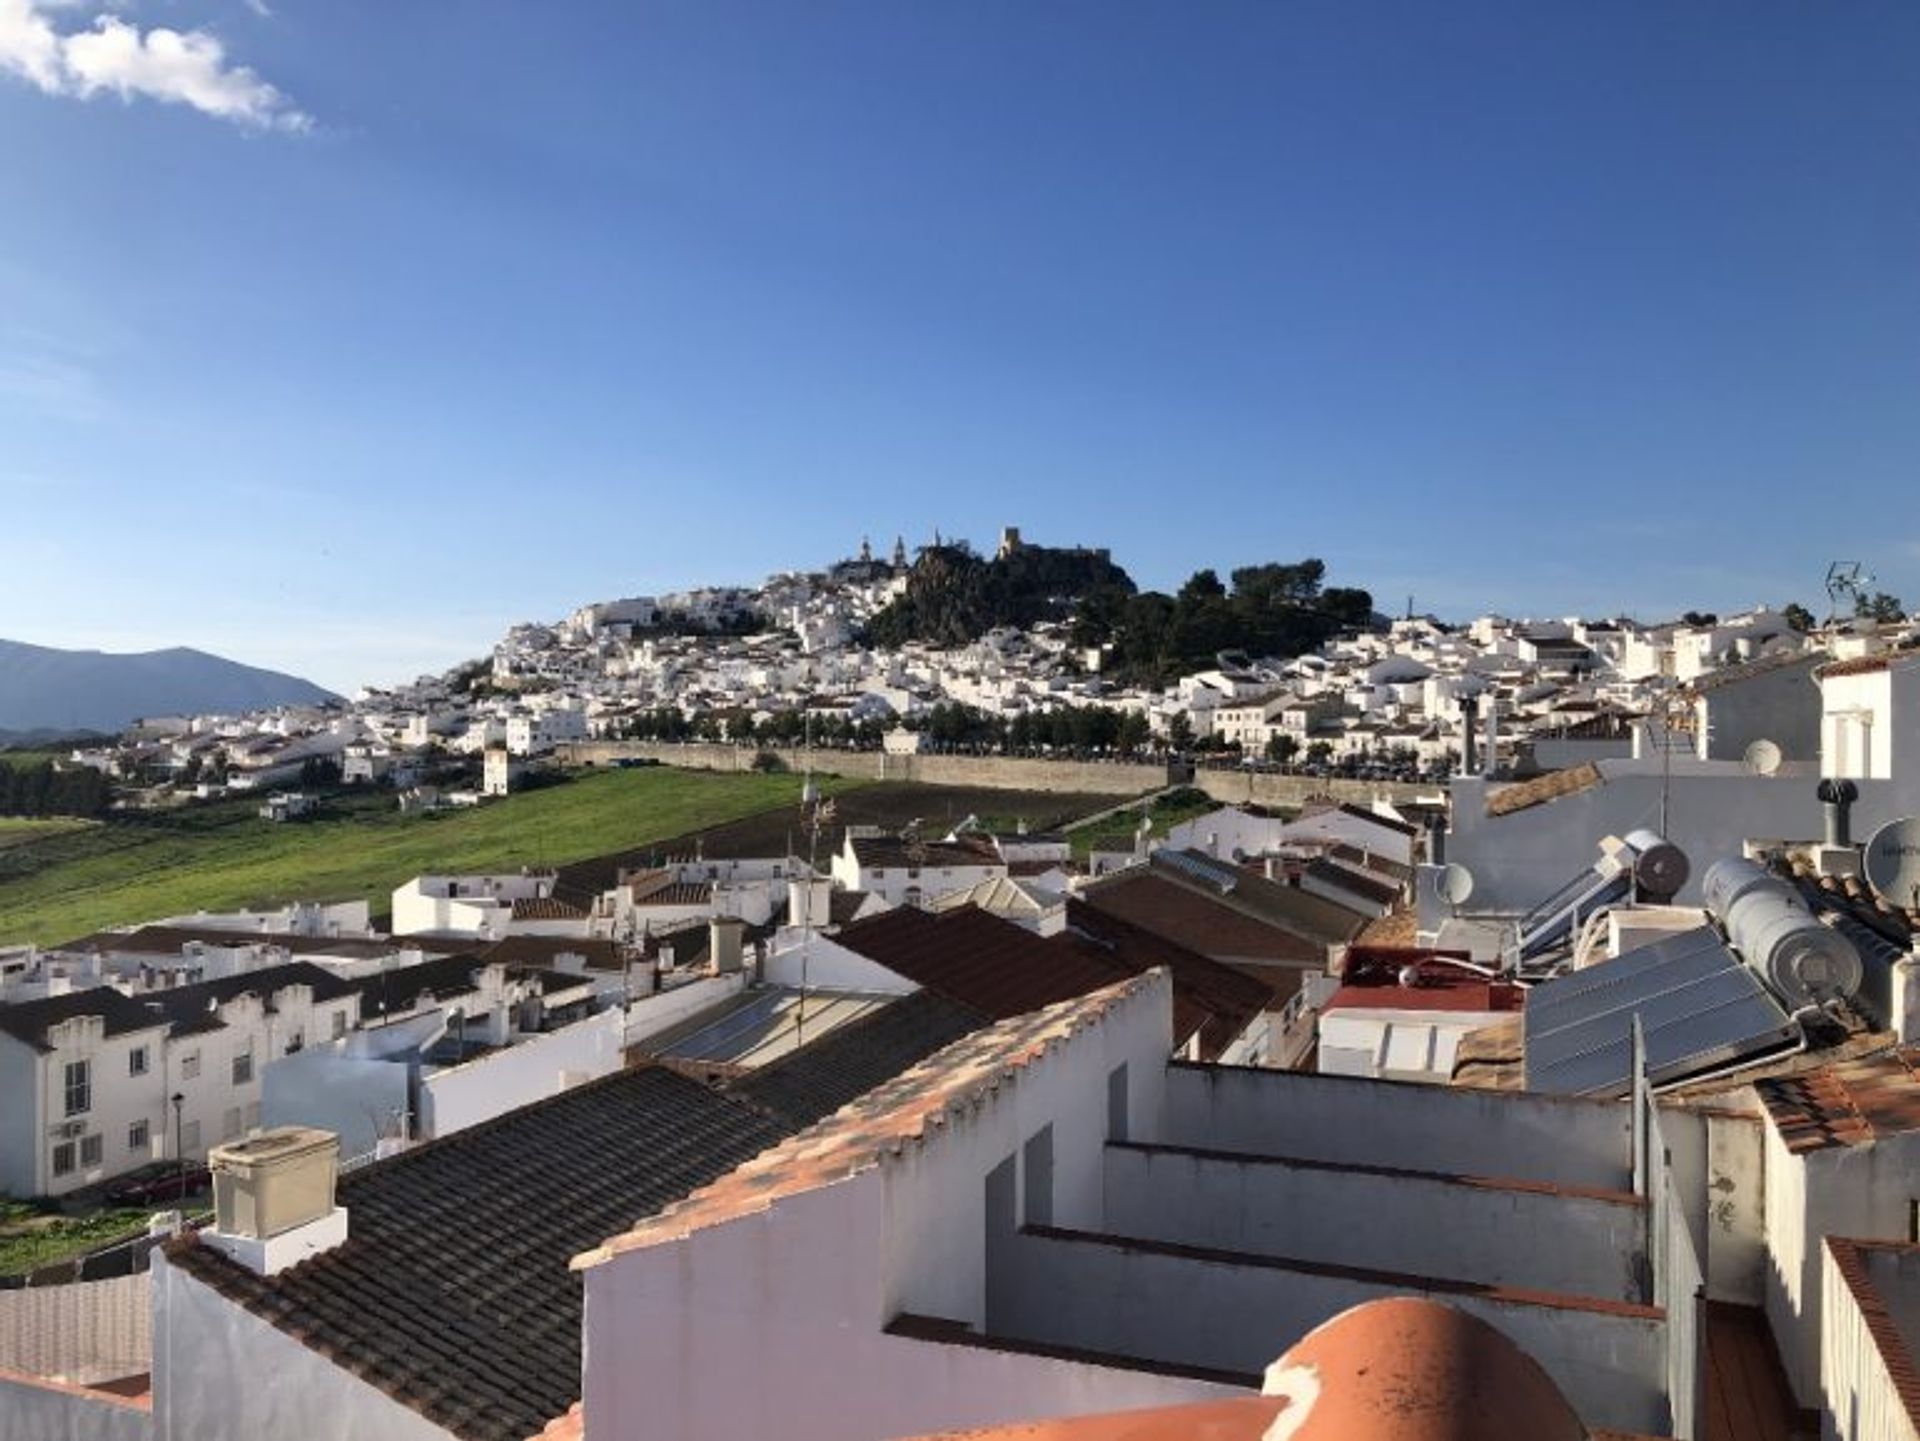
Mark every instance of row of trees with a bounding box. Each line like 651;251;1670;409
0;761;113;818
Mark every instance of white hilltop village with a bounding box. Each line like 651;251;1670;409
62;528;1908;803
9;531;1920;1441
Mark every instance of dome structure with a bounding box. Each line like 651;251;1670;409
1260;1296;1588;1441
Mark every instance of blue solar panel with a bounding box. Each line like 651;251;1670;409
1523;926;1799;1096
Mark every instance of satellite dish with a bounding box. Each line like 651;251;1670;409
1743;739;1784;777
1863;817;1920;910
1432;863;1475;907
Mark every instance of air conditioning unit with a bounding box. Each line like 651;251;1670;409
56;1120;87;1139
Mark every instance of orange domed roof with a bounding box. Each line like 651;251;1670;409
1262;1297;1587;1441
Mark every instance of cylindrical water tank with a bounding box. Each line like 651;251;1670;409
1703;858;1863;1006
1702;857;1776;921
1622;829;1690;901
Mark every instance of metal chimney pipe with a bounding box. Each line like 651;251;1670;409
1818;778;1860;848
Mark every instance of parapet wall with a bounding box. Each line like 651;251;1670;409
560;742;1425;809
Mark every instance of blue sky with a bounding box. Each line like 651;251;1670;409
4;1;1918;694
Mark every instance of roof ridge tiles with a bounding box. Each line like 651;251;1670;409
573;971;1166;1272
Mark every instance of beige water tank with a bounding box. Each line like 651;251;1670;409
210;1127;339;1240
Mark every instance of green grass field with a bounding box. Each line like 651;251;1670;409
0;817;96;851
1067;786;1223;861
0;768;862;947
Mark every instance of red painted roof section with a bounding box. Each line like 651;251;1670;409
1326;949;1523;1015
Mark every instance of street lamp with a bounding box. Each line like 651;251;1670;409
170;1092;185;1199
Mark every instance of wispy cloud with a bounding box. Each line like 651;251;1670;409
0;350;100;420
0;0;307;130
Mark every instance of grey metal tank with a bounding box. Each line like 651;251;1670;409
1701;857;1863;1008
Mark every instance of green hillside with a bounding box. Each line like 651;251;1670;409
0;768;862;947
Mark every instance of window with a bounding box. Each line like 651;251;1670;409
181;1051;201;1081
232;1050;253;1086
331;1010;348;1039
1023;1124;1055;1227
129;1120;150;1153
284;1030;304;1055
80;1134;102;1169
223;1107;243;1140
128;1046;149;1077
181;1120;201;1155
51;1142;75;1177
63;1059;90;1117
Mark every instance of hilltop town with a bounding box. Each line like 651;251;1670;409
5;534;1920;1441
28;529;1902;818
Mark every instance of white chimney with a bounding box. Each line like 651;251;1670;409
201;1126;348;1276
710;916;746;975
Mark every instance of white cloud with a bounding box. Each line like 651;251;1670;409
0;0;306;130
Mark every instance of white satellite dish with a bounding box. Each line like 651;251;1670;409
1863;817;1920;910
1432;863;1475;907
1743;739;1784;777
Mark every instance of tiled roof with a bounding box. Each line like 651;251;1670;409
59;924;464;960
478;936;626;972
1485;763;1604;818
1061;900;1276;1061
848;836;1002;872
1756;1048;1920;1154
1685;648;1823;695
725;989;988;1129
833;906;1132;1021
509;896;588;922
1079;869;1339;970
341;953;499;1018
576;973;1160;1271
1825;1238;1920;1435
1304;857;1401;908
166;1064;790;1441
0;986;170;1053
146;960;365;1037
1819;647;1920;680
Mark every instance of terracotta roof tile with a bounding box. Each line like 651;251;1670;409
1756;1047;1920;1153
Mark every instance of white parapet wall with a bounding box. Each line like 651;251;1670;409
1159;1062;1632;1192
418;1009;626;1140
0;1273;150;1385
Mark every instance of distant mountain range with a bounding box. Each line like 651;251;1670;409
0;640;337;740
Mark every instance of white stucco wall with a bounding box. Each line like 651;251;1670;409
997;1226;1667;1435
1821;1243;1920;1441
1766;1125;1920;1405
1102;1143;1647;1302
0;1371;150;1441
151;1252;456;1441
1447;768;1907;911
1159;1063;1632;1191
0;1273;150;1384
761;936;919;995
417;1009;623;1139
581;976;1190;1441
620;973;748;1047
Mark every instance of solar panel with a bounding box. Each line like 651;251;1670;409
1156;850;1239;894
1523;926;1799;1096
